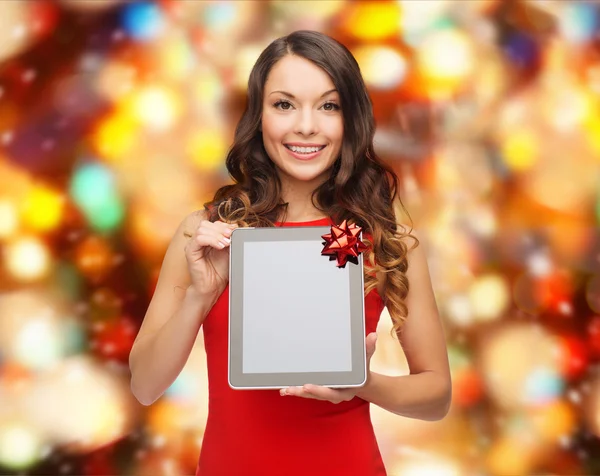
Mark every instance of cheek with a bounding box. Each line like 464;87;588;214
261;113;288;142
325;117;344;143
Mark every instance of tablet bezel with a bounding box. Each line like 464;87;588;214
228;226;366;390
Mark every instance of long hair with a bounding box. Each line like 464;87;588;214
205;30;418;337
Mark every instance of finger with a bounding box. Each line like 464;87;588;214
198;221;236;244
302;384;350;403
280;386;323;400
191;230;230;252
215;220;238;237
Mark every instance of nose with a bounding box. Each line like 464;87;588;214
294;108;317;136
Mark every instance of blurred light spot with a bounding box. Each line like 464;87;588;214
480;323;562;409
342;2;402;41
0;2;34;63
121;1;165;41
94;111;138;160
400;0;452;46
22;356;138;451
468;274;509;322
501;129;538;171
523;367;565;405
545;83;592;132
157;33;194;81
527;251;552;277
394;457;461;476
0;422;43;470
353;46;407;90
417;28;474;97
445;294;473;327
187;129;227;171
74;236;113;280
529;399;577;443
15;319;63;370
132;85;182;131
233;45;263;90
559;3;599;44
20;185;64;232
203;2;237;30
69;162;124;232
4;237;51;281
485;436;535;475
0;200;19;238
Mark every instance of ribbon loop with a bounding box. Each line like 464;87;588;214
321;220;367;268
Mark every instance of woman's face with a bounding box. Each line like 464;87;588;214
261;55;344;189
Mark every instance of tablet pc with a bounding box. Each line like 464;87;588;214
228;226;366;390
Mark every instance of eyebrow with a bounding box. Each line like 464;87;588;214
268;88;338;99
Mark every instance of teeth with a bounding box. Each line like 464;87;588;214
286;145;324;154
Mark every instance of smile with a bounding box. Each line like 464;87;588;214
284;144;326;154
283;144;326;161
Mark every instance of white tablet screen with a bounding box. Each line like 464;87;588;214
242;240;352;374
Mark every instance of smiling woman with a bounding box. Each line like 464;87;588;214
129;30;451;476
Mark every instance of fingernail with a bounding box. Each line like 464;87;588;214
222;237;231;244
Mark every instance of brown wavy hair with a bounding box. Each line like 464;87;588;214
204;31;418;337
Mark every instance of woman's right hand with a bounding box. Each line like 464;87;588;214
184;219;238;299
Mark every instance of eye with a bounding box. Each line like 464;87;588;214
273;100;293;110
322;102;340;111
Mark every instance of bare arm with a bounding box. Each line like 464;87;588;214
129;211;223;406
356;232;452;421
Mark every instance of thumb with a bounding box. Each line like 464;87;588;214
366;332;377;360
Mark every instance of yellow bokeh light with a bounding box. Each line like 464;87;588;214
187;129;228;171
417;29;474;97
502;129;539;171
479;323;561;410
20;185;65;232
158;33;193;82
584;114;600;156
395;457;462;476
486;436;535;476
469;274;510;322
0;422;43;470
132;85;182;131
93;110;138;161
343;2;402;41
234;45;263;91
4;237;51;282
0;200;19;238
529;400;576;443
353;46;407;90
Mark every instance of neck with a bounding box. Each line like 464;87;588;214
278;176;328;222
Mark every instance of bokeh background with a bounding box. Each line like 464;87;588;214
1;0;599;474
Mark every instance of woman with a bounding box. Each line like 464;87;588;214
129;30;451;476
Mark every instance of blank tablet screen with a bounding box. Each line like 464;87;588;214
242;240;352;374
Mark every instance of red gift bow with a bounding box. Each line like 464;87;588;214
321;220;368;268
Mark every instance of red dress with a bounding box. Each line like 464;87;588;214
196;217;387;476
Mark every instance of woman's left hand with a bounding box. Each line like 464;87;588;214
279;332;377;404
